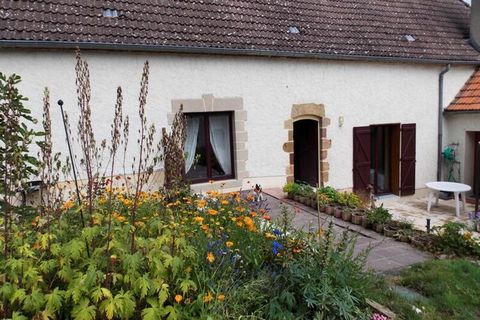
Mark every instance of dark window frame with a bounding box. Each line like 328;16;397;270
185;111;235;184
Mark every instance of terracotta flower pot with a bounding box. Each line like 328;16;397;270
319;205;327;212
342;209;352;222
293;195;300;202
334;207;343;218
325;205;334;215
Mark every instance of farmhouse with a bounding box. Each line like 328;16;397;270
1;0;480;196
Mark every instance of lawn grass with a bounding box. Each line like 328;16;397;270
368;259;480;320
400;259;480;320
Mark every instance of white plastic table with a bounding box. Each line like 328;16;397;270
425;181;471;217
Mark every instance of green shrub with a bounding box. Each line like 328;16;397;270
318;186;339;203
366;204;392;225
433;222;480;257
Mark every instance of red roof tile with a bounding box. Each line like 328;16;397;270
0;0;479;63
446;68;480;112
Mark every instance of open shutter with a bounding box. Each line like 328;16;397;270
353;126;371;194
400;123;416;196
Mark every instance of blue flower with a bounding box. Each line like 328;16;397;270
273;229;282;236
272;241;284;255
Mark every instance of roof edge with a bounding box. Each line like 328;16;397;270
444;109;480;113
1;40;480;65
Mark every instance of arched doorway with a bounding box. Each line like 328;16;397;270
294;119;319;186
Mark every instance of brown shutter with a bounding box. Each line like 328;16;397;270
353;126;371;194
400;123;416;196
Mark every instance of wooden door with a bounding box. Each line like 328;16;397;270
400;123;416;196
353;126;371;194
294;120;319;187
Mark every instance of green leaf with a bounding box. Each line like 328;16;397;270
134;275;151;299
71;298;96;320
179;279;197;294
11;311;28;320
142;307;161;320
45;288;64;313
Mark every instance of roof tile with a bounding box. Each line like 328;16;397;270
0;0;479;62
446;68;480;112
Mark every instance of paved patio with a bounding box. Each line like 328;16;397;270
378;188;476;230
264;188;432;274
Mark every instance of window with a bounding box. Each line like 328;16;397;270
185;112;234;183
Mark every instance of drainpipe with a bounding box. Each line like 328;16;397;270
437;64;451;181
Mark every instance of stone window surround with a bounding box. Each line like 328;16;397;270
168;94;249;191
282;103;331;185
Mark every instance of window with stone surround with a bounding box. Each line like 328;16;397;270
168;94;248;190
185;112;235;183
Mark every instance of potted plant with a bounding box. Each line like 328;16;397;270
368;205;392;234
351;209;365;225
383;220;399;237
342;207;353;222
334;192;348;219
317;193;331;212
395;229;412;242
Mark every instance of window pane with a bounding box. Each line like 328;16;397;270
185;115;208;180
209;114;232;177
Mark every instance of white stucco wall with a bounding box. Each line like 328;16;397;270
444;113;480;190
0;49;475;190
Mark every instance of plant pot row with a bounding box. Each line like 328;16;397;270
288;194;413;243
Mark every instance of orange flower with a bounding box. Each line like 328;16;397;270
263;214;271;221
203;291;213;303
250;211;258;217
207;252;215;263
217;294;225;302
246;194;255;202
175;295;183;303
207;209;218;216
61;200;74;211
244;216;256;232
226;241;234;248
221;200;229;205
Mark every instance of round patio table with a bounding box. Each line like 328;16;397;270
425;181;471;217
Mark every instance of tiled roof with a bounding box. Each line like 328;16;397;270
446;69;480;112
1;0;480;63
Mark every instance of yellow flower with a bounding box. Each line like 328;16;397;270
194;216;204;223
207;252;215;263
318;228;325;237
464;231;472;241
217;294;225;302
175;295;183;303
207;209;218;216
265;232;276;240
221;200;229;205
196;199;207;209
226;241;234;248
203;291;213;303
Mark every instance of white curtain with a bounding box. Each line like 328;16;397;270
209;115;232;175
184;117;200;173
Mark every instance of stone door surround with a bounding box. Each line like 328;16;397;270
283;103;331;185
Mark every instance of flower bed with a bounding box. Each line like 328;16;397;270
0;187;382;319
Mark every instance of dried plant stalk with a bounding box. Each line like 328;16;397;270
162;105;186;190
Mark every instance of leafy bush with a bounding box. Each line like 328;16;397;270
433;222;480;257
318;186;339;203
366;205;391;225
0;189;378;319
317;193;332;206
